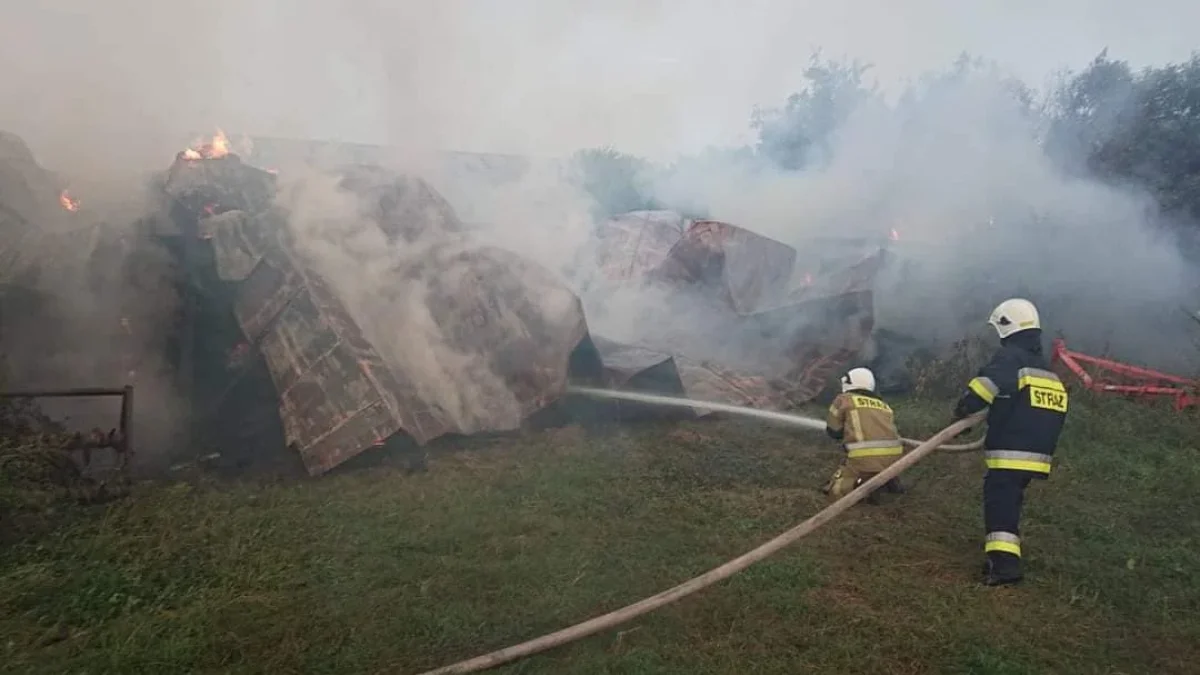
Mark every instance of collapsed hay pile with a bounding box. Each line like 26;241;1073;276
163;135;592;475
164;138;890;476
1;128;894;479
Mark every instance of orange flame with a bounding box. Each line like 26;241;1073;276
59;190;80;212
211;130;230;157
889;228;900;241
182;129;232;160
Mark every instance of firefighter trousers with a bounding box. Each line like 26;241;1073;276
823;459;904;502
983;469;1035;565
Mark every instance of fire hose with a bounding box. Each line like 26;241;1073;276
409;392;986;675
561;386;986;453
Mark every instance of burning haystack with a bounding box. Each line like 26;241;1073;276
162;132;590;475
3;128;888;478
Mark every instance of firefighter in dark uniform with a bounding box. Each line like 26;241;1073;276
952;298;1069;586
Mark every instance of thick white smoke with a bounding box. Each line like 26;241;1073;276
0;0;1198;451
648;62;1199;370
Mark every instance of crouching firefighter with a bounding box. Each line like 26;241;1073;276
823;367;906;503
953;298;1069;586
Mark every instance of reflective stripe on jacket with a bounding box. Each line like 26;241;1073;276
826;391;904;473
954;331;1068;478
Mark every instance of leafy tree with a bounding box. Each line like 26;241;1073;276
569;146;660;219
573;48;1200;241
1095;55;1200;223
750;53;879;170
898;53;1039;123
1044;50;1138;172
1048;51;1200;224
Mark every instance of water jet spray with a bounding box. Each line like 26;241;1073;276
566;385;827;430
565;385;982;451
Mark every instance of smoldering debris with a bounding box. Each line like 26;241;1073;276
2;126;891;478
576;210;882;408
163;137;278;216
145;134;885;476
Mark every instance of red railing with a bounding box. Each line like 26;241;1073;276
1050;338;1198;411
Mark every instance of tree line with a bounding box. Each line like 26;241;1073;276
572;50;1200;241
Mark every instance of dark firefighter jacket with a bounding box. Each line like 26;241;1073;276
826;389;904;473
953;328;1068;478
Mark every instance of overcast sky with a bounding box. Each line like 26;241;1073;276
1;0;1197;166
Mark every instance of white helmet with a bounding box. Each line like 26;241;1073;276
988;298;1040;339
841;367;876;393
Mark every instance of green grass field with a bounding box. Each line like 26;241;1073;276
2;395;1198;674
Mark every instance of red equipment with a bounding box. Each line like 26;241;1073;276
1050;338;1199;411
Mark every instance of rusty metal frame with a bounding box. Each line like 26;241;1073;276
0;385;134;470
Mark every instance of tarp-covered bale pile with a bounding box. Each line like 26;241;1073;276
162;143;591;475
578;210;883;410
4;128;887;478
159;134;886;476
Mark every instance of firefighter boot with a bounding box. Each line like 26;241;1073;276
982;552;1023;586
825;467;876;505
824;465;857;500
854;476;882;505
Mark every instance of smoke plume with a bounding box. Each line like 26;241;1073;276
650;62;1199;369
1;0;1198;463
